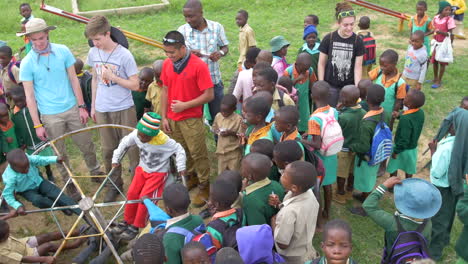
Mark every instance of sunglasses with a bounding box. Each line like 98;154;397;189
163;38;181;43
338;10;356;19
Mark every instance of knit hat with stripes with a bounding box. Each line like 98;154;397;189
137;112;161;137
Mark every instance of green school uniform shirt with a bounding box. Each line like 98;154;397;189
242;178;285;226
1;122;18;153
363;184;432;256
338;105;366;149
456;184;468;261
163;214;204;264
269;165;281;182
393;109;425;154
11;107;52;155
132;90;151;120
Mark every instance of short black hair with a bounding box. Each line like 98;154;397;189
6;149;27;166
0;220;9;241
215;247;244;264
182;241;208;259
380;49;399;65
253;61;272;71
408;89;426;108
183;0;203;11
278;76;293;91
250;139;274;159
245;47;261;63
140;67;155;78
358;16;371;30
163;183;190;213
163;31;185;48
221;94;237;109
277;105;299;126
0;46;12;57
133;233;165;264
366;84;385;105
218;170;242;193
74;58;84;73
242;153;272;180
273;140;303;163
416;1;427;9
238;9;249;19
244;96;270;119
10;85;25;98
306;14;319;25
412;30;425;41
323;219;353;243
258;67;279;84
461;96;468;106
287;160;316;191
211;179;239;208
312;81;330;100
20;3;31;9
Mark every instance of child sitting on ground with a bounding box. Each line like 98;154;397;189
251;139;281;183
307;81;340;220
206;179;245;247
363;177;440;263
236;9;257;69
0;103;18;151
241;153;284;226
369;49;407;128
402;31;428;90
387;89;425;179
2;149;80;216
111;113;186;240
357;79;372;111
212;94;244;174
163;183;204;264
75;58;93;113
271;161;319;263
181;241;210;264
298;25;320;77
304;14;319;28
0;219;86;264
408;1;434;56
349;84;387;216
357;16;376;79
0;46;20;107
335;85;366;204
254;67;295;111
133;67;154;120
284;53;317;133
242;96;273;155
10;85;55;182
274;105;301;142
277;76;298;104
145;60;164;115
308;219;357;264
270;36;290;77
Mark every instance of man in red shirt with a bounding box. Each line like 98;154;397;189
160;31;214;206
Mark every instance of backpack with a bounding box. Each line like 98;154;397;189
166;224;218;263
207;208;243;249
78;71;93;108
359;32;376;66
366;113;393;166
7;60;21;85
382;216;431;264
313;108;344;156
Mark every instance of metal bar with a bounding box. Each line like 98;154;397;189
87;210;124;264
54;211;85;257
346;0;410;20
64;233;103;240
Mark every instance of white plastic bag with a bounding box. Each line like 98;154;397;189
435;34;453;63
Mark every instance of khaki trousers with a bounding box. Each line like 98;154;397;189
96;106;139;188
41;105;100;181
217;149;242;174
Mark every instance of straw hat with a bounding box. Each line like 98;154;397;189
16;18;56;37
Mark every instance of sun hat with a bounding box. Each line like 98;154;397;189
394;178;442;219
269;36;290;52
303;25;318;40
438;1;451;14
136;112;161;137
16;18;56;37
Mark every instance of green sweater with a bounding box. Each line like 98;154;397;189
132;90;151;120
363;184;432;256
242;179;285;226
338;105;366;149
350;111;390;159
393;109;424;154
163;215;204;264
12;108;42;151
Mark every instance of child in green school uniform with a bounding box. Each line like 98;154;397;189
349;84;387;215
274;106;301;142
335;85;366;204
241;153;284;226
387;89;425;178
363;177;441;263
298;25;320;77
0;103;18;154
408;1;434;56
250;139;281;182
163;183;204;264
242;96;274;155
283;53;317;133
357;79;372;112
132;67;153;120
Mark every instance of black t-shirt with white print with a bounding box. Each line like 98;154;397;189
318;30;365;88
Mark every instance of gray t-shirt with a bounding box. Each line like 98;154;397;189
86;45;138;112
403;45;428;84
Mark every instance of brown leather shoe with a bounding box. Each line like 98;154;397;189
192;183;209;208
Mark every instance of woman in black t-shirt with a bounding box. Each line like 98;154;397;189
317;2;365;107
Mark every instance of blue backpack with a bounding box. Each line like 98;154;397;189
166;224;217;263
366;113;393;166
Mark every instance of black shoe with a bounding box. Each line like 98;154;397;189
120;225;138;241
199;208;212;219
349;207;368;216
352;192;366;203
63;209;74;216
109;221;128;234
104;188;119;203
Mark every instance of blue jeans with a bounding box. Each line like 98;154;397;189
208;81;224;123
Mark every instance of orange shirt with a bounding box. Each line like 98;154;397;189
368;67;406;99
408;14;434;30
280;128;300;142
363;107;384;119
308;105;331;135
403;108;420;115
283;65;317;84
247;123;273;146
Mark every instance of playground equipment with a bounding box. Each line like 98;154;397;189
346;0;411;32
40;1;164;49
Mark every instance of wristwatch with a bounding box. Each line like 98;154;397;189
219;50;225;56
78;104;87;109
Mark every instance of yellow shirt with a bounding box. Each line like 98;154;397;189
145;81;162;115
448;0;466;15
238;24;257;66
0;237;36;264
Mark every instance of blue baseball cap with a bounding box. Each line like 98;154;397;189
394;178;442;219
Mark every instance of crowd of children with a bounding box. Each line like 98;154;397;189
0;0;466;263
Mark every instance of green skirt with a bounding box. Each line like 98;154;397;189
387;147;418;174
316;152;337;186
353;157;379;193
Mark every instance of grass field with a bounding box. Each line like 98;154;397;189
0;0;466;263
